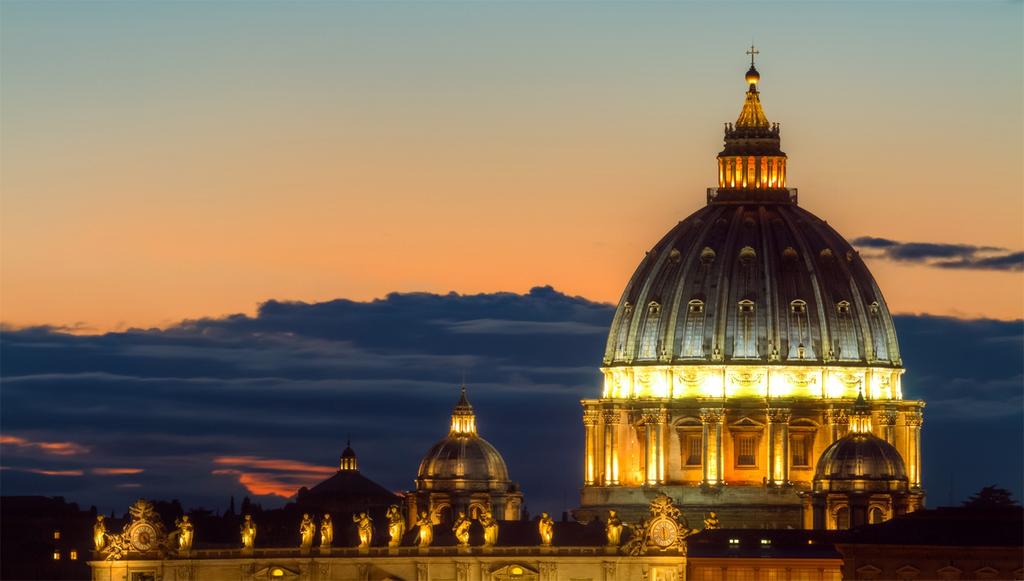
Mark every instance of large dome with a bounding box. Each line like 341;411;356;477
603;202;901;368
597;62;904;402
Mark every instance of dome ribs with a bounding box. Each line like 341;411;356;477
665;207;724;362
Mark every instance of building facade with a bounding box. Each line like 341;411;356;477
575;55;924;528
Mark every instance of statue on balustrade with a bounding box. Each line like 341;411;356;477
240;515;256;549
320;514;334;548
453;511;471;547
416;512;433;547
299;513;315;549
605;510;623;547
538;512;554;546
174;516;194;551
386;505;406;547
353;512;374;548
93;515;108;551
479;509;498;547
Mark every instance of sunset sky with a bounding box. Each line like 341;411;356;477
2;1;1021;330
1;2;1022;515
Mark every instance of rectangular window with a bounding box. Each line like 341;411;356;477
737;434;757;466
69;550;78;560
685;434;702;466
791;433;812;467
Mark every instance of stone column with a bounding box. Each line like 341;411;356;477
657;408;668;484
603;410;620;485
767;408;791;485
879;409;899;445
583;408;600;485
642;408;667;485
906;411;923;489
700;408;725;486
826;408;848;442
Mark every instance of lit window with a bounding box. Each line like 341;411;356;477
69;550;78;560
511;567;523;576
791;433;813;467
728;538;740;545
685;434;702;466
272;569;285;577
760;538;771;545
53;530;61;540
736;434;757;466
53;551;61;560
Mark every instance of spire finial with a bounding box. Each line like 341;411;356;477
747;43;759;68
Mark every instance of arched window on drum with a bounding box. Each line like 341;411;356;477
638;300;662;360
833;300;858;360
734;300;757;358
682;299;706;357
788;299;812;360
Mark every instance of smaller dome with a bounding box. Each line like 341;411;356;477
416;387;514;492
417;435;510;486
813;432;908;492
745;65;760;85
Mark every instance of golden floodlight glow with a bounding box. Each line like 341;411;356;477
601;365;903;402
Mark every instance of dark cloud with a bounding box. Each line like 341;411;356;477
851;237;1023;271
1;287;1021;514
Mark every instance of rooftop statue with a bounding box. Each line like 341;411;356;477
240;515;256;549
415;511;433;547
174;516;194;551
479;509;498;547
320;514;334;548
353;512;373;548
299;513;315;549
453;511;471;547
386;505;405;548
703;512;721;530
538;512;554;546
93;515;107;552
605;510;623;547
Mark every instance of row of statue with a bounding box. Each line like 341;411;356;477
94;500;721;554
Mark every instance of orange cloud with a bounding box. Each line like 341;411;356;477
0;466;84;476
211;456;335;498
93;467;144;475
212;456;335;475
0;435;89;456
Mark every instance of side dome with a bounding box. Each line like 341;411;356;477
417;436;510;488
813;392;909;493
814;433;908;488
603;203;902;368
415;387;512;492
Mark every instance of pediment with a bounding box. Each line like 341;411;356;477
730;416;764;428
855;565;881;575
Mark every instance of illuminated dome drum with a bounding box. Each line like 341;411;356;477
576;54;925;529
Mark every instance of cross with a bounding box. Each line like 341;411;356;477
746;44;759;67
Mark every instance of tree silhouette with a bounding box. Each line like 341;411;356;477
963;485;1018;507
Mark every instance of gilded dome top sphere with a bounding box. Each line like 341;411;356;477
745;65;761;85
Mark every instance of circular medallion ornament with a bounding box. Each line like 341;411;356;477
649;517;678;548
130;522;157;552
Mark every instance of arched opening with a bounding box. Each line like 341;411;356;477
834;506;850;530
869;506;885;524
